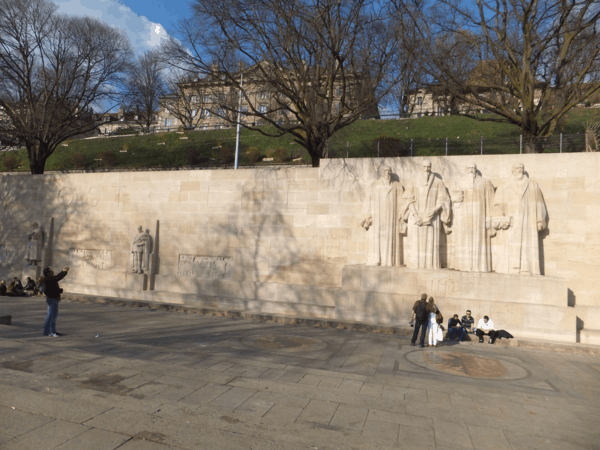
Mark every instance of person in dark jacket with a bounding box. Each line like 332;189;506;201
24;277;37;295
0;280;6;296
42;266;70;337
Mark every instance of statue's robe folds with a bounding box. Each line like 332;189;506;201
25;228;43;262
363;179;404;266
130;232;151;272
403;175;451;269
493;176;547;275
448;175;495;272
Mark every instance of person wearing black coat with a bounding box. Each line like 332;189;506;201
42;266;70;337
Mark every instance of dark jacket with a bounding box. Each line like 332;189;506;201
43;271;68;299
0;285;6;296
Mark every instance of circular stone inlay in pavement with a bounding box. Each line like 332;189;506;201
243;335;328;352
406;350;528;380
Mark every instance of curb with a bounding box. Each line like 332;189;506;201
63;293;600;357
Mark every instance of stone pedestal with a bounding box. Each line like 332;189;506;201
125;273;147;291
336;265;575;342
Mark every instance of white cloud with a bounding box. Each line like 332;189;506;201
55;0;170;55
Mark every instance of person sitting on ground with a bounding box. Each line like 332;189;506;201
12;277;25;296
0;280;6;296
6;279;19;297
24;277;37;295
476;315;498;344
447;314;466;341
461;310;475;334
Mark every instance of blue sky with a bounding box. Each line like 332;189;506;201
55;0;192;55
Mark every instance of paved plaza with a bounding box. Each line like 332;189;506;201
1;297;599;450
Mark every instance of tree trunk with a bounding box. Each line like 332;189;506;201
27;143;49;174
310;153;320;167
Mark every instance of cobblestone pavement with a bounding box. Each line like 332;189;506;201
1;297;599;450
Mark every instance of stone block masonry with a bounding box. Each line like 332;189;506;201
1;154;599;344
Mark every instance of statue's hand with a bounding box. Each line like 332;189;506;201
537;221;546;231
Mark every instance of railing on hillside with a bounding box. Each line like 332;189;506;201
331;133;589;158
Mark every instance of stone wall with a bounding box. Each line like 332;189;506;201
1;153;598;343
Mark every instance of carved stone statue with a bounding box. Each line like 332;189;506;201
131;226;151;274
402;160;451;269
360;166;404;266
448;163;496;272
493;162;548;275
25;222;43;266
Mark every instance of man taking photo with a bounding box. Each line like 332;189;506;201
42;266;70;337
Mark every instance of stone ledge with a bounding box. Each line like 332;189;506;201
0;315;11;325
62;292;600;357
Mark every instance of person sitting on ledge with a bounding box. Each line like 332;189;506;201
476;315;498;344
0;280;6;296
461;310;475;335
447;314;466;341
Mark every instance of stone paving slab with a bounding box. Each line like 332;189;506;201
1;297;600;449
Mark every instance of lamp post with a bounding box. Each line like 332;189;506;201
234;73;244;169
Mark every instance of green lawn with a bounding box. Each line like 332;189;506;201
2;108;599;172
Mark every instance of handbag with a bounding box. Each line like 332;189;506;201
437;327;444;342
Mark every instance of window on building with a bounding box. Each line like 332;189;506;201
191;96;198;103
202;109;210;118
437;106;443;116
203;94;211;103
258;105;268;114
417;97;423;106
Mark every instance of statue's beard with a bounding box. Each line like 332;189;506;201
512;172;524;180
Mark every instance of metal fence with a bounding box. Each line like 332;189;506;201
330;133;589;159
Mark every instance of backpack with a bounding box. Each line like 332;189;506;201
415;300;428;321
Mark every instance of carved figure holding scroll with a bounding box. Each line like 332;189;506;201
25;222;43;266
360;166;404;266
447;163;496;272
131;226;150;274
493;163;548;275
402;160;451;269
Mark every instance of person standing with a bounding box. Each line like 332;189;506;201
476;315;498;344
410;294;435;348
427;298;441;348
42;266;70;337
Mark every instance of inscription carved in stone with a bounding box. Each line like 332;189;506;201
430;278;474;294
69;249;114;270
0;245;17;264
177;255;233;279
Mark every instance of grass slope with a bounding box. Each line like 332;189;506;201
2;108;598;172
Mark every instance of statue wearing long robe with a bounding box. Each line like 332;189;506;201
448;173;496;272
493;173;547;275
403;173;451;269
361;176;404;266
25;224;43;265
131;228;151;273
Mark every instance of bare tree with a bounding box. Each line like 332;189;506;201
124;50;166;132
0;0;133;173
162;0;399;167
396;0;600;152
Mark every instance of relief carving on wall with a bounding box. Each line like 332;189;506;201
69;249;114;270
177;255;234;279
361;162;548;275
